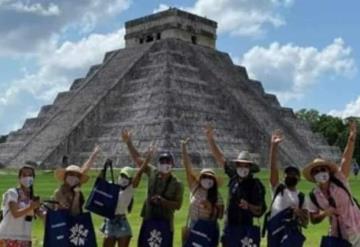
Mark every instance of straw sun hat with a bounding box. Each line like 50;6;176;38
198;168;222;185
302;158;339;183
55;165;89;184
230;151;260;173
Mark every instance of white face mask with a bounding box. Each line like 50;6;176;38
200;178;214;190
314;172;330;184
158;164;172;174
118;177;130;187
237;167;250;178
20;176;34;188
66;175;80;187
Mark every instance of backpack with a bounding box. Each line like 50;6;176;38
254;178;268;217
262;183;305;237
309;176;360;211
230;177;267;215
0;188;20;223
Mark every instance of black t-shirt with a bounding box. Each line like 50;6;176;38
224;161;264;226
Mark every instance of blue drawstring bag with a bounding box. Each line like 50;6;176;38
222;224;261;247
184;219;219;247
138;219;172;247
85;159;120;219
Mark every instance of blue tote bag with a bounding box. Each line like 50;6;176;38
266;208;305;247
320;217;351;247
138;219;172;247
222;224;261;247
44;209;70;247
44;210;97;247
184;219;219;247
85;159;120;219
320;236;352;247
68;212;97;247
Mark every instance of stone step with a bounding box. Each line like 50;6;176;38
22;117;46;130
8;44;154;167
86;64;101;77
69;78;85;91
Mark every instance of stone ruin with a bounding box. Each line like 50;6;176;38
0;8;340;169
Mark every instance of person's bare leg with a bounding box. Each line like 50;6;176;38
103;237;116;247
117;236;131;247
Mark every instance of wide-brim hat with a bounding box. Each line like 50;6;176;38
231;151;260;173
120;166;135;178
55;165;89;184
302;158;339;183
198;168;222;185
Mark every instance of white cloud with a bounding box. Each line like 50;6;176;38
0;28;125;134
329;97;360;118
240;38;357;102
153;4;170;13
8;2;60;16
185;0;293;36
0;0;131;56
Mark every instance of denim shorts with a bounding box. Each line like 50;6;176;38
100;215;132;238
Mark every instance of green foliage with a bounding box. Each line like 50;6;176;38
296;109;360;163
0;135;7;144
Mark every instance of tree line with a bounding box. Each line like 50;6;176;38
296;108;360;164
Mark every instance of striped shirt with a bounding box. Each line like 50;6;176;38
189;182;223;222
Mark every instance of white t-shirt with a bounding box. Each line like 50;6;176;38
115;186;134;215
269;184;302;219
0;188;32;241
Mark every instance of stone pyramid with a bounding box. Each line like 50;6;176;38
0;8;340;168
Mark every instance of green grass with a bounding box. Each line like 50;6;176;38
1;169;359;246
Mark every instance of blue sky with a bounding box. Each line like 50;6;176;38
0;0;359;135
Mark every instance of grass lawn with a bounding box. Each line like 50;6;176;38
1;168;359;246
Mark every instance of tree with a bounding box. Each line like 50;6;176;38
0;135;7;144
296;109;360;164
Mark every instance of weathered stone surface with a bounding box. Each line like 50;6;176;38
0;9;340;169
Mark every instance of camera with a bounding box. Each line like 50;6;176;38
25;215;33;222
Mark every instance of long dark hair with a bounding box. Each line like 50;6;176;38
207;178;218;206
200;175;218;218
18;165;35;199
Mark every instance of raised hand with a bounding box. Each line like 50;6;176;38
145;143;157;160
181;137;191;146
92;145;101;155
349;121;357;140
204;123;215;139
271;129;284;145
121;129;132;143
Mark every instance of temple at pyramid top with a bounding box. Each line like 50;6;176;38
125;8;217;49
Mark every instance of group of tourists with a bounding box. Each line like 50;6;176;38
0;122;359;247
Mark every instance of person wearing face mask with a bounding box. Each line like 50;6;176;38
181;138;224;246
121;130;184;247
0;165;41;247
204;124;266;247
52;145;100;216
263;130;308;247
101;166;137;247
304;121;360;246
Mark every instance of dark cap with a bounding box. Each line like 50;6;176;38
158;151;175;164
284;166;300;176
